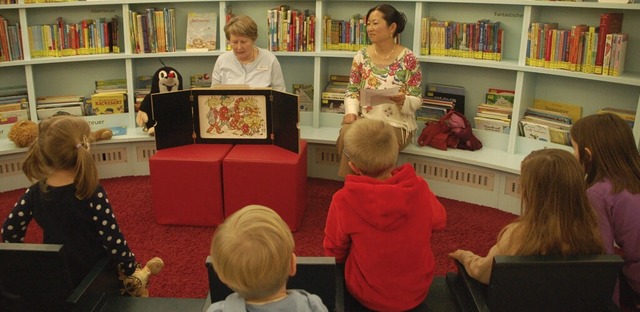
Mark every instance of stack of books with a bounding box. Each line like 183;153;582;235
474;88;514;134
321;74;348;113
417;83;465;124
36;95;85;119
0;85;29;126
519;99;581;146
597;107;636;127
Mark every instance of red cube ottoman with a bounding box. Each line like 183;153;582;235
222;140;307;231
149;144;233;226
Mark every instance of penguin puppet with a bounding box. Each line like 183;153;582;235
136;66;183;136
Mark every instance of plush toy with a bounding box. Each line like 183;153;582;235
8;120;113;148
136;66;183;136
120;256;164;297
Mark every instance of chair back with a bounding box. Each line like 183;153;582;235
488;255;623;312
446;254;623;312
0;242;119;312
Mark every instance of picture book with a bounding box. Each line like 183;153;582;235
90;92;127;115
595;13;623;75
185;12;217;52
293;84;314;111
485;88;515;107
520;120;551;142
474;116;510;133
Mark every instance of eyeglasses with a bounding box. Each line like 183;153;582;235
343;149;351;161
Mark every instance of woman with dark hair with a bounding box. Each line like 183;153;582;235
336;4;423;177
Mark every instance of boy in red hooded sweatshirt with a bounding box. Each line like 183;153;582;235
323;118;447;311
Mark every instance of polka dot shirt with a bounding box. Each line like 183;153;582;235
1;183;137;276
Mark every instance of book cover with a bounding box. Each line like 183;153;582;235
0;109;28;125
90;92;127;115
293;83;314;111
185;12;217;52
595;13;623;75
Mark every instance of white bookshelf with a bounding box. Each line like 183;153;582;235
1;0;639;213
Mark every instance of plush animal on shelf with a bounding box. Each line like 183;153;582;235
136;66;183;136
8;120;113;148
120;256;164;297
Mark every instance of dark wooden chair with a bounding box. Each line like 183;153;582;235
205;256;343;312
0;242;121;312
446;254;624;312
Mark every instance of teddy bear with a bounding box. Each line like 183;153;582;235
120;256;164;297
8;119;114;148
136;66;183;136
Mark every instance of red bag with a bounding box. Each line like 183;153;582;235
417;110;482;151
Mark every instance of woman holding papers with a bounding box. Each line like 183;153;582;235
210;15;286;92
336;4;422;177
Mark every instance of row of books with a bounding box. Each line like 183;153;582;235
0;16;23;62
0;85;29;126
322;15;370;52
28;16;119;58
519;99;582;146
526;13;627;76
129;8;177;54
473;89;514;134
420;18;504;61
267;6;316;52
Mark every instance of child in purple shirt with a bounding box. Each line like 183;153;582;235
571;113;640;311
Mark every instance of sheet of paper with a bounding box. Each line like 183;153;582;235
360;86;400;106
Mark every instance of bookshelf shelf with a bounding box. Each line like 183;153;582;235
1;0;639;211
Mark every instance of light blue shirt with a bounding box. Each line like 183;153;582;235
211;47;286;92
206;290;328;312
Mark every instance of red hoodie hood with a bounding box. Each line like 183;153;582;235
341;163;424;231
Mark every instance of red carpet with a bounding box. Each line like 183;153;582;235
0;176;517;298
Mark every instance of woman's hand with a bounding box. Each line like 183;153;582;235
389;93;406;107
342;114;357;124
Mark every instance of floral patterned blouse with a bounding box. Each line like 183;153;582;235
345;47;423;140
